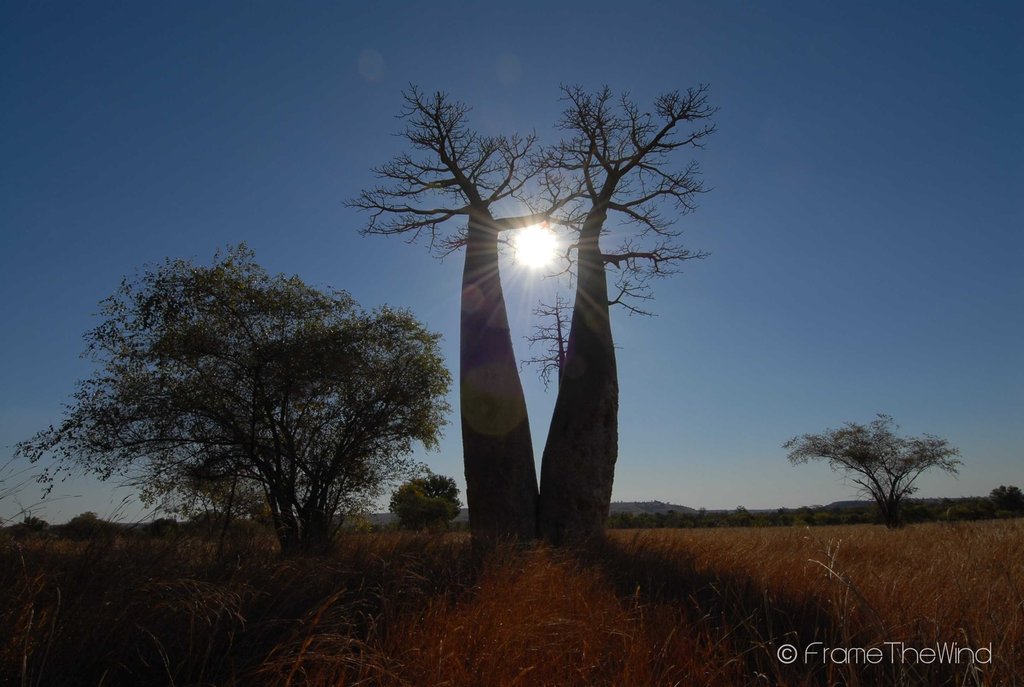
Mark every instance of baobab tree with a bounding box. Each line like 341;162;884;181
350;88;577;542
538;85;716;544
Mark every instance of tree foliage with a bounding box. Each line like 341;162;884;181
389;472;461;531
990;485;1024;512
784;414;961;528
16;245;451;553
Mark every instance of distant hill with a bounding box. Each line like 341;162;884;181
365;497;968;527
822;500;873;511
609;500;697;515
820;498;956;512
366;501;695;527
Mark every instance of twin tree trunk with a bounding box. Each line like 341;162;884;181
459;209;617;546
538;209;619;545
357;89;713;547
460;214;539;541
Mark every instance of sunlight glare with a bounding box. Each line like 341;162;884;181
513;224;557;269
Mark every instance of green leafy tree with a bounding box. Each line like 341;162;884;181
17;246;451;553
59;512;120;540
990;485;1024;512
784;414;961;529
390;472;461;530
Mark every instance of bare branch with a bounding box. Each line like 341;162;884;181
547;85;716;312
350;87;577;257
522;294;571;389
606;271;655;316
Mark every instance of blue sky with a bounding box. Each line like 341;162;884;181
1;1;1021;522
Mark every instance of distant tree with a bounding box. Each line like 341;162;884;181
16;246;450;554
60;512;119;540
945;499;994;522
729;506;753;527
141;471;268;524
990;485;1024;512
4;514;51;540
142;471;269;553
350;87;578;543
389;472;461;530
21;515;49;532
784;414;961;528
522;294;571;389
145;517;180;538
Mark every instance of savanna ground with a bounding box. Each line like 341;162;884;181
3;521;1021;686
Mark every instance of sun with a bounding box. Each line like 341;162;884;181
513;224;557;269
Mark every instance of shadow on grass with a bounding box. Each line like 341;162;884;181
1;532;481;687
574;532;966;687
2;529;999;686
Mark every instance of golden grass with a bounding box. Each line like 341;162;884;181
2;521;1021;686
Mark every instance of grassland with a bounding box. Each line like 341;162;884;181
3;520;1021;686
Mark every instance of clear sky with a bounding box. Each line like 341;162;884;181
2;1;1021;523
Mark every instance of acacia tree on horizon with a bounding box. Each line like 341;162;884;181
784;414;962;528
350;87;578;542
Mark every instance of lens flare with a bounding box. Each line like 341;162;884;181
513;224;557;269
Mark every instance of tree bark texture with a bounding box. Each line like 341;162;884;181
461;216;539;541
538;211;618;545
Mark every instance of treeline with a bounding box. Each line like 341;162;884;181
3;511;273;542
7;489;1022;539
608;495;1023;529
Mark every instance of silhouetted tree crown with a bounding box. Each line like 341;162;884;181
16;245;451;553
389;472;461;530
550;84;716;313
990;485;1024;511
784;414;961;529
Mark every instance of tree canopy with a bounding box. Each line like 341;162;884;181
784;414;961;528
990;485;1024;512
389;472;461;531
17;245;451;552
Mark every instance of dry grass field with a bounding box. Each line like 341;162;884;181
3;520;1021;686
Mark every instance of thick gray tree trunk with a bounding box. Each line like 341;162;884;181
461;216;539;542
538;210;618;545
